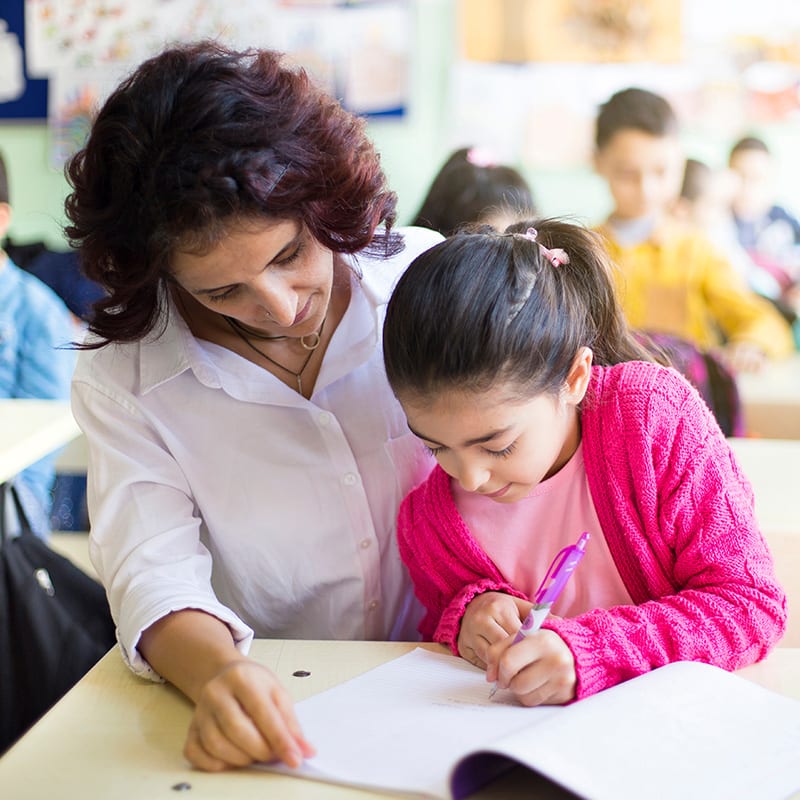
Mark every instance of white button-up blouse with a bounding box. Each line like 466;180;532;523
71;227;441;679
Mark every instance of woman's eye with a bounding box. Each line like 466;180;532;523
207;286;239;303
423;443;443;456
275;241;304;266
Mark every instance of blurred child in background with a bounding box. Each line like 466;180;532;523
0;151;75;534
674;158;784;302
729;135;800;334
412;146;536;236
593;88;793;373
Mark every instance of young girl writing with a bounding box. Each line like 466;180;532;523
382;219;786;706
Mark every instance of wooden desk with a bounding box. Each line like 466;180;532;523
729;437;800;646
1;641;798;800
0;399;81;484
729;437;800;536
737;353;800;439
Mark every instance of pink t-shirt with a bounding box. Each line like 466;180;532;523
451;442;633;619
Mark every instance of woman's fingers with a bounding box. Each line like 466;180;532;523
185;660;314;771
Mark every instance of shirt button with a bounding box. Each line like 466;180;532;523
343;473;358;486
360;538;371;549
318;412;332;426
368;600;379;611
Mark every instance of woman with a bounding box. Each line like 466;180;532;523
65;41;438;771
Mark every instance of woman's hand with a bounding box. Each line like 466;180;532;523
485;628;576;706
138;609;315;772
184;659;315;771
457;591;533;669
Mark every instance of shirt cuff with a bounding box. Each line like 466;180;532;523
118;591;255;682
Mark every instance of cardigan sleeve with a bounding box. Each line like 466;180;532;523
396;470;526;651
552;365;787;699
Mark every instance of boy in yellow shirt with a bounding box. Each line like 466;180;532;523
593;87;793;372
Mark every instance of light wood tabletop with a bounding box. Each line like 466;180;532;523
1;640;798;800
729;437;800;646
737;353;800;439
0;399;81;484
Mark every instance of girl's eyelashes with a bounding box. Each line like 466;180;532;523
486;442;517;458
421;441;517;458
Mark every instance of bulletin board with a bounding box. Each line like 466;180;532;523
12;0;411;166
0;0;47;120
450;0;800;170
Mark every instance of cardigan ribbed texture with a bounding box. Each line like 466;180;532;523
397;361;787;699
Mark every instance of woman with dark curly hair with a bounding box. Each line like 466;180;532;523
65;41;440;771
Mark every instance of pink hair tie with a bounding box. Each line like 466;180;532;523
521;227;569;267
466;147;497;168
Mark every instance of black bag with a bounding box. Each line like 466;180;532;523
0;482;117;753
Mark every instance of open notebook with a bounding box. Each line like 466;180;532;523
262;648;800;800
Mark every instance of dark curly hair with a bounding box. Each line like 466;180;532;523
65;40;401;345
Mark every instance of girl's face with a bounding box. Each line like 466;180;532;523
398;349;592;504
170;217;335;338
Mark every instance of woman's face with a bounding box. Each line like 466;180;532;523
170;217;335;338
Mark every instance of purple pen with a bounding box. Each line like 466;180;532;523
489;531;590;699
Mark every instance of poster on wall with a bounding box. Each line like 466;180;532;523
22;0;410;167
0;0;47;120
451;0;800;170
459;0;683;64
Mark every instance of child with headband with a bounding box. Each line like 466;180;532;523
382;219;786;706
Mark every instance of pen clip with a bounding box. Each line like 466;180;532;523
533;531;590;607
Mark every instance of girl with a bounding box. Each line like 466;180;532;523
382;219;786;706
64;42;439;771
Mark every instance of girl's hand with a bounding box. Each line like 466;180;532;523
184;659;316;772
718;341;766;374
486;629;576;706
457;592;533;669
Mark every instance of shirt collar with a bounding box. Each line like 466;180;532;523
138;291;221;394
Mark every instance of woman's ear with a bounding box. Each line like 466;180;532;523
564;346;593;405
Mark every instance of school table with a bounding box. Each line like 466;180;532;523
0;640;798;800
737;352;800;439
728;437;800;646
0;399;81;485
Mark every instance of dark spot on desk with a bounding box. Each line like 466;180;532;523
171;782;192;791
292;670;311;677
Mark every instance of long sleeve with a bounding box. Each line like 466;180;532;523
552;364;787;699
699;240;793;358
396;469;526;649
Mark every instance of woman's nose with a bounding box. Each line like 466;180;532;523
253;275;296;327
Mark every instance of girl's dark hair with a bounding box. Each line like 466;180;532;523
411;147;535;237
65;40;400;345
383;218;653;401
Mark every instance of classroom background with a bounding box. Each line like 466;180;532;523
2;0;800;250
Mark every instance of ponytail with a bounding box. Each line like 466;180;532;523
383;218;653;401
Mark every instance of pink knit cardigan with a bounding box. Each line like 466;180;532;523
396;361;787;699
